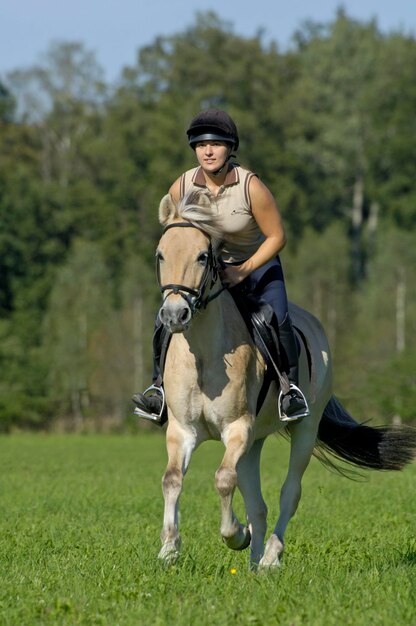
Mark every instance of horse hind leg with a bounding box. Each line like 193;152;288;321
259;420;318;571
215;417;254;552
158;421;196;565
237;438;268;569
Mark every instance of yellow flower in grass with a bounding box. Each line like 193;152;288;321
230;568;237;575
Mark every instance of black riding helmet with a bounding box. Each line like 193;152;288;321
186;109;239;150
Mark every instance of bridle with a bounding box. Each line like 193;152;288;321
156;222;225;314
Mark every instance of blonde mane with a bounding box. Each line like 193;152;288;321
158;190;224;246
178;190;225;241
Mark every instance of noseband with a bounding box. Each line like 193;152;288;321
156;222;224;313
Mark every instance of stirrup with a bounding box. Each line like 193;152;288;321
133;385;166;423
278;383;310;423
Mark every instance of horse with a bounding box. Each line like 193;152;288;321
153;191;416;570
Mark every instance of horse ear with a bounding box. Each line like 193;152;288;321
159;194;176;225
197;192;211;208
182;189;212;210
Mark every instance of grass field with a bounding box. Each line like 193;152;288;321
0;432;415;625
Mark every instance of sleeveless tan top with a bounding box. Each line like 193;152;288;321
179;164;265;263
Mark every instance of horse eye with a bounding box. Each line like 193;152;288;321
156;250;164;262
197;252;209;265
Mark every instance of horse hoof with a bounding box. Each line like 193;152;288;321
159;551;179;567
258;534;284;571
223;525;251;551
158;540;181;566
238;526;252;551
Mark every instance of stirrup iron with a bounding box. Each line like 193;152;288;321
278;383;310;423
133;384;165;423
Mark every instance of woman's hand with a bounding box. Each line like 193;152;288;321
219;264;250;288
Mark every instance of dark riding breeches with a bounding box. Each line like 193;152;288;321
236;256;288;325
230;256;300;386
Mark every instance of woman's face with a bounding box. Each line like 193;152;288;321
195;141;230;173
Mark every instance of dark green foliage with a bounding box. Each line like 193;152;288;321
1;11;415;429
0;82;16;122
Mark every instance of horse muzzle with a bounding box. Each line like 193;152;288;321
159;297;192;333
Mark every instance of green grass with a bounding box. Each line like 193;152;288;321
0;433;415;625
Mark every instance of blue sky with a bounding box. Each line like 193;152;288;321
1;0;415;82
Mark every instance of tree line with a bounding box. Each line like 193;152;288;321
0;9;415;431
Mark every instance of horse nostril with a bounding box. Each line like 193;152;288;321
178;307;191;324
159;308;168;325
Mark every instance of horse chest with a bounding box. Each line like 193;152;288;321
165;339;259;427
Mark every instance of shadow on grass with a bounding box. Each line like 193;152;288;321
397;542;416;566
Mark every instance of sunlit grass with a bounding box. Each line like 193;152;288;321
0;433;415;625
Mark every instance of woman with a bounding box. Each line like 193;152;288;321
133;109;309;423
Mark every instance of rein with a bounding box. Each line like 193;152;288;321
156;222;225;313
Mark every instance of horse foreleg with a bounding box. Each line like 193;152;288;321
215;418;253;552
237;438;268;568
259;421;318;571
158;421;196;565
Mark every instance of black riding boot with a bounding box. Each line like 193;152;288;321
132;321;170;425
277;315;310;422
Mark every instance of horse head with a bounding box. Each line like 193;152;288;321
156;192;223;333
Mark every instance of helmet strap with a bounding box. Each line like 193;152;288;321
211;147;235;177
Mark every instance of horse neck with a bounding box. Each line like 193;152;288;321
184;289;247;357
184;293;227;354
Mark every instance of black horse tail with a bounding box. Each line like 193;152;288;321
315;396;416;476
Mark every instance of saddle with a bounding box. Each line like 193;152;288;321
228;287;289;414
